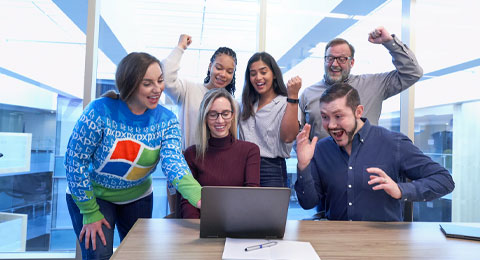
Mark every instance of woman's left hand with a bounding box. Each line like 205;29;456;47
287;76;302;98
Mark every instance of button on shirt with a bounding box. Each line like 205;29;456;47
238;95;294;158
294;119;455;221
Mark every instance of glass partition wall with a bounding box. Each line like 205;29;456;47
0;0;478;257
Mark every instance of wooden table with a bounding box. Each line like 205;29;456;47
111;219;480;260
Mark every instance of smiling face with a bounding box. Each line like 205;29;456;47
324;43;354;85
320;95;363;153
206;97;234;138
249;60;275;97
207;54;236;89
127;62;164;115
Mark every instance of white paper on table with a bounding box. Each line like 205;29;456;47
222;237;320;260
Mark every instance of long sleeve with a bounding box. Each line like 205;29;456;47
244;144;261;187
161;118;201;207
64;103;104;224
380;35;424;99
294;148;324;210
161;47;208;149
396;134;455;201
162;47;189;104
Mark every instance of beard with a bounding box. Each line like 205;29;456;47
324;65;350;85
328;119;358;148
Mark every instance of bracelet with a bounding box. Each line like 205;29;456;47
287;98;299;104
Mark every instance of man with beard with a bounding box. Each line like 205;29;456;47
294;83;454;221
299;26;423;140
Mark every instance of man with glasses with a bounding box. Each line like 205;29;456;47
295;83;454;221
299;26;423;140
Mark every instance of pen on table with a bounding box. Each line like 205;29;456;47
244;241;278;252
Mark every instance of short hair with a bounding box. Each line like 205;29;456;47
195;88;238;161
325;38;355;58
204;47;237;95
241;52;287;121
320;82;360;113
103;52;162;101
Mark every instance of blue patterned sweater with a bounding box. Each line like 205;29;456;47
64;97;201;224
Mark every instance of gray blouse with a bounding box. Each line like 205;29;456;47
238;95;294;158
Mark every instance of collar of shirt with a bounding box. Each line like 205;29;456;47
356;118;370;144
335;118;370;158
253;94;282;113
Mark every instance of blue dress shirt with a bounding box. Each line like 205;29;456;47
295;119;455;221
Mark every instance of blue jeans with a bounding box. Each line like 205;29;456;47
66;193;153;260
260;157;287;187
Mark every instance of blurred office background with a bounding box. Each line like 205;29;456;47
0;0;479;257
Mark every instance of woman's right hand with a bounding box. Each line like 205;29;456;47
79;218;111;250
178;34;192;50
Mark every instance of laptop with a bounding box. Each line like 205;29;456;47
200;186;291;238
439;223;480;241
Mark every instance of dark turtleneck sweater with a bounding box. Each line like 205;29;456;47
181;134;260;218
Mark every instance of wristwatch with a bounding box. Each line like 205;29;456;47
287;98;299;104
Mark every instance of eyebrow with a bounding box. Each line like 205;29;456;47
208;109;231;113
250;66;268;72
321;108;342;114
142;74;163;81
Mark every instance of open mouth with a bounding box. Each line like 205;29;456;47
255;82;266;90
214;125;226;131
330;129;345;140
329;66;342;74
147;95;160;104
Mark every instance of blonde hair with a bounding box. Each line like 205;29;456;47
195;88;238;161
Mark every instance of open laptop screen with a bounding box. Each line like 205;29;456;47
200;186;291;238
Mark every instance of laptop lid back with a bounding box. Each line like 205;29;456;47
440;223;480;241
200;186;290;238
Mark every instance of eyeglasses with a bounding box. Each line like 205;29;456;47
324;56;352;64
207;110;233;120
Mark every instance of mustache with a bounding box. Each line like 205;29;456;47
329;65;342;71
328;128;344;132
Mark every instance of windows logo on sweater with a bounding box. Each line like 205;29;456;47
97;139;160;180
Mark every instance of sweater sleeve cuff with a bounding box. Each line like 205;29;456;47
83;210;105;225
73;197;105;225
174;46;185;54
173;173;202;207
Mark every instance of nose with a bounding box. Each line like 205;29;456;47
327;119;337;129
215;115;225;122
331;58;340;66
218;69;226;78
153;81;164;93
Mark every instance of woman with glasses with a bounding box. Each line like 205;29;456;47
162;34;238;215
163;34;237;150
239;52;302;187
180;88;260;218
